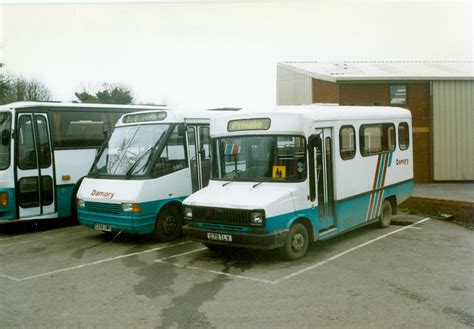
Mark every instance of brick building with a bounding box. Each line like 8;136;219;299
276;61;474;183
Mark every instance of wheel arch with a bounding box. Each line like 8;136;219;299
156;200;183;217
385;195;398;215
289;216;315;242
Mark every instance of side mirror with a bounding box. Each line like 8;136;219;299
1;130;10;146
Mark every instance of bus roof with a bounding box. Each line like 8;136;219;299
115;109;231;127
0;101;168;111
211;104;412;136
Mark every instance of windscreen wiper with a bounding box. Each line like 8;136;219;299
125;146;156;177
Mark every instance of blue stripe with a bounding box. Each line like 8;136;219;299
376;153;386;189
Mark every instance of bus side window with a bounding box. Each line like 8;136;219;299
339;125;356;160
153;125;187;178
398;122;409;150
360;123;396;156
17;116;38;170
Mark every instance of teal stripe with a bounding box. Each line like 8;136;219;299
376;153;386;189
388;152;393;167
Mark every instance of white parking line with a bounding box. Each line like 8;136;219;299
272;217;431;284
155;247;208;261
155;248;275;284
0;235;55;248
155;218;431;285
0;230;97;248
391;225;421;229
1;241;193;282
2;218;431;284
161;261;276;285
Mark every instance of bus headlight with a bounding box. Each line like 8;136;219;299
122;203;141;212
250;211;265;226
77;198;85;208
184;207;193;219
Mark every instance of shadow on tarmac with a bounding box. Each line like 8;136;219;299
0;217;78;235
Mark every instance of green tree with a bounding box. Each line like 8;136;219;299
75;83;133;104
0;74;51;105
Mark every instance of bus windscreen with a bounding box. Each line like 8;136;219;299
91;123;170;176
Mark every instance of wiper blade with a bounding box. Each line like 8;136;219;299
125;146;155;177
252;181;263;188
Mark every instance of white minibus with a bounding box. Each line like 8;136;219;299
76;109;228;241
183;105;413;260
0;102;157;222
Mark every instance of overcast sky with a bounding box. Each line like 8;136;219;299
0;0;472;108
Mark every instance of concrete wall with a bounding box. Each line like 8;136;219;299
432;81;474;181
276;65;312;105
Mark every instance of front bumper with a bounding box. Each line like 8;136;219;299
183;225;288;250
77;209;156;235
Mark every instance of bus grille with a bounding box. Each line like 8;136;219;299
192;207;251;226
84;201;122;214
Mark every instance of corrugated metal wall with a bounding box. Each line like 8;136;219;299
433;80;474;180
276;65;312;105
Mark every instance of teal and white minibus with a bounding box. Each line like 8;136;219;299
182;105;414;260
0;102;163;222
76;109;227;241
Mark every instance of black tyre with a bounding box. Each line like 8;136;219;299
379;200;393;228
280;223;309;261
153;206;183;242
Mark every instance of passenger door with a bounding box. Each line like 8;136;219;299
309;128;335;229
15;113;55;219
187;125;211;192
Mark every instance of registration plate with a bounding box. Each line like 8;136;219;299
94;223;112;232
207;232;232;242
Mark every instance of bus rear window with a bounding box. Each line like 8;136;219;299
50;111;124;148
360;123;396;157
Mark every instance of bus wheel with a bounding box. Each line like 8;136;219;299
379;200;393;228
153;206;183;242
280;223;309;261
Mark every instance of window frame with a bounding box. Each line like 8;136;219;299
339;125;356;160
359;123;396;157
398;122;410;151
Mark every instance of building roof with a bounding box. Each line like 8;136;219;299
278;61;474;82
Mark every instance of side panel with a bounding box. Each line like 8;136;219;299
333;120;413;201
56;184;75;218
54;149;97;186
0;188;16;220
334;180;413;232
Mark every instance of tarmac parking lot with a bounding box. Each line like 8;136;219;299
1;214;473;328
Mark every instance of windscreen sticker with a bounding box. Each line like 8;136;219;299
224;143;241;156
272;166;286;180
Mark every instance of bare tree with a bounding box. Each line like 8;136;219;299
0;74;52;105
